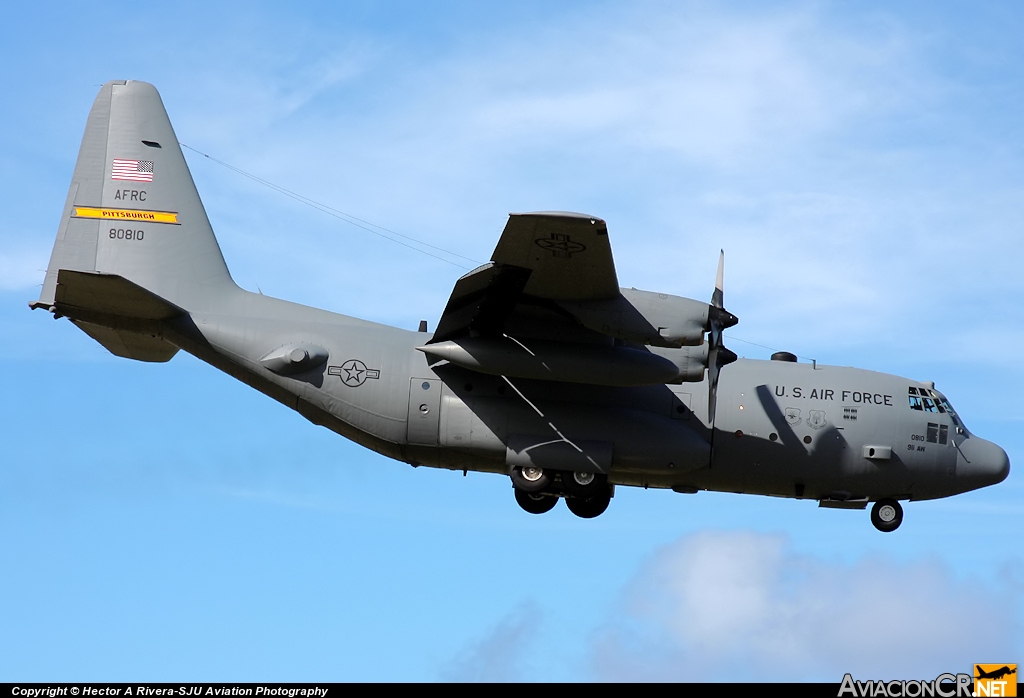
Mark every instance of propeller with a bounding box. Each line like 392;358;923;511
707;250;738;425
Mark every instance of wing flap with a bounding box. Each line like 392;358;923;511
430;263;532;343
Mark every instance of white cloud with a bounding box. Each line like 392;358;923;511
591;531;1018;681
441;600;542;682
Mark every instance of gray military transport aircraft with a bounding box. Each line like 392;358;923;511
32;81;1010;531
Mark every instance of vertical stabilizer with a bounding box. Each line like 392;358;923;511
37;80;235;312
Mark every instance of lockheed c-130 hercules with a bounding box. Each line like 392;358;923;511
33;81;1010;532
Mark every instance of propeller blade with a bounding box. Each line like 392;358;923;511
712;249;724;309
708;350;721;424
707;250;738;426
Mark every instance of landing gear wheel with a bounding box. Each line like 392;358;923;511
560;470;609;499
871;498;903;533
565;489;612;519
510;466;551;494
515;488;558;515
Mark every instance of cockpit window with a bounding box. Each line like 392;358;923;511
910;386;964;429
922;388;946;412
909;387;945;414
938;396;961;427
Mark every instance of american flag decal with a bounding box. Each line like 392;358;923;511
111;159;154;182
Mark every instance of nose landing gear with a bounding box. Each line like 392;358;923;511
870;498;903;532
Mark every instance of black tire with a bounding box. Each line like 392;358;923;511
515;488;558;515
870;498;903;532
560;470;609;499
565;489;611;519
510;465;551;494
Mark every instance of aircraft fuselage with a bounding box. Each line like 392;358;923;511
175;288;1007;509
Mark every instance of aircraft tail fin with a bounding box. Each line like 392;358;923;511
35;80;235;316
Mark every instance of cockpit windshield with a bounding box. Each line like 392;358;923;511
908;386;963;430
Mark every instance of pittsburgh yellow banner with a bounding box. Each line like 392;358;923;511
73;207;179;224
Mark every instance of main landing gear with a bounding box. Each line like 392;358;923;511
514;488;558;514
870;498;904;532
510;466;612;519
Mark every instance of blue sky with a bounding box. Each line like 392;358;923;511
2;0;1022;681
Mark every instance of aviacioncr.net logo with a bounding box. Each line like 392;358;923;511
838;673;973;697
974;665;1017;697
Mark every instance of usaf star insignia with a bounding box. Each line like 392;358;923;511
328;359;381;387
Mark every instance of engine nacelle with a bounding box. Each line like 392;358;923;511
559;288;709;348
651;343;710;383
418;337;685;386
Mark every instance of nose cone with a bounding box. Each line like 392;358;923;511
957;437;1010;492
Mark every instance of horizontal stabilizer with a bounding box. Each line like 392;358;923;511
51;269;184;320
73;320;179;362
36;269;184;363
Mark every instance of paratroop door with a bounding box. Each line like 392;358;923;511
407;378;442;445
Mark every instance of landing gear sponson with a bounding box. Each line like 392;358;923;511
511;467;612;519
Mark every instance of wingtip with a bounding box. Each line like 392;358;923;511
510;211;606;225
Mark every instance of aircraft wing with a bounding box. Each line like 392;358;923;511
430;212;618;344
425;211;718;388
491;212;618;301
